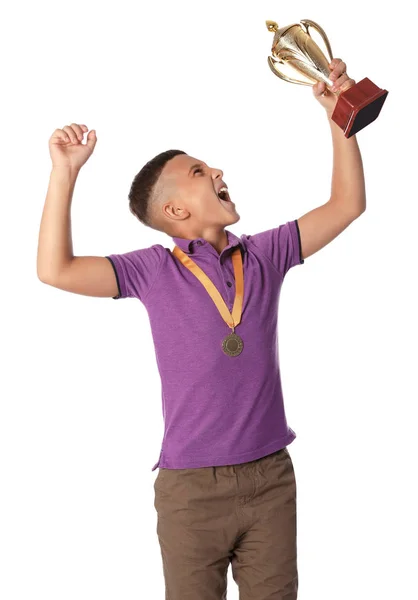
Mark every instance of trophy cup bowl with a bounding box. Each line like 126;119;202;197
265;19;388;138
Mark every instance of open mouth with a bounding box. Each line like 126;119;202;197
217;186;233;203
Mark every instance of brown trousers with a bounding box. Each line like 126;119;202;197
153;447;297;599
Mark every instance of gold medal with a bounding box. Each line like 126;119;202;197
171;244;245;357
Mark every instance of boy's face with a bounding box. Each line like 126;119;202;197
160;154;240;229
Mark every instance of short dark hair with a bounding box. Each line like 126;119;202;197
128;149;187;229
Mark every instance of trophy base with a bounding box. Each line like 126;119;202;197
331;77;389;138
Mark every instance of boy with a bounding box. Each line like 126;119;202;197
37;59;365;599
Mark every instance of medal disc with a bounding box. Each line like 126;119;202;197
222;332;243;356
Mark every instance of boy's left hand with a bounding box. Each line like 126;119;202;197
313;59;356;117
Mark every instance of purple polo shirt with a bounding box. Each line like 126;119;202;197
105;219;304;470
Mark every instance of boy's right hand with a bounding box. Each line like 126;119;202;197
49;123;97;172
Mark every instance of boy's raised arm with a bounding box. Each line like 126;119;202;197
296;60;366;260
37;123;119;298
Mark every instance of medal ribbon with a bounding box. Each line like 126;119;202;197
171;245;244;331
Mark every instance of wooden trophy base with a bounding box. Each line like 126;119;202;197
331;77;389;138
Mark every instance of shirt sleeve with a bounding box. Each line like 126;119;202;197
105;244;164;301
244;219;304;277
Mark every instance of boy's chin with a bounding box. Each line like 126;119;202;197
221;208;240;225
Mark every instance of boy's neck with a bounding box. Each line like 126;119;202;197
176;227;229;255
203;228;229;254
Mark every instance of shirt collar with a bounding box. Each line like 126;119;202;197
172;229;246;256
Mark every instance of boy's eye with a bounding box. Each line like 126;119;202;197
194;167;204;174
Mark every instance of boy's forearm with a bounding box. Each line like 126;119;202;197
327;114;366;216
37;166;79;282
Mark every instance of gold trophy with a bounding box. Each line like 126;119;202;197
266;19;388;137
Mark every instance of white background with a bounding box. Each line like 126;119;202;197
1;1;417;599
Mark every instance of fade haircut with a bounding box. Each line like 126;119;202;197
128;149;187;230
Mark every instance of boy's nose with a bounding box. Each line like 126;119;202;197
211;168;224;179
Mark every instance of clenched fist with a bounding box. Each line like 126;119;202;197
312;59;356;118
49;123;97;171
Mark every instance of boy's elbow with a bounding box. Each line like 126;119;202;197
354;199;366;218
37;271;55;286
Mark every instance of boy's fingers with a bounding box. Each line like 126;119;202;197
329;58;341;68
340;78;355;92
52;129;70;143
330;61;347;80
69;123;85;141
313;81;326;96
85;129;97;150
332;73;349;89
63;125;79;144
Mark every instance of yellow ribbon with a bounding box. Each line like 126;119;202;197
171;246;244;331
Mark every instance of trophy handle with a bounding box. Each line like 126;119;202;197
267;56;312;86
300;19;334;64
